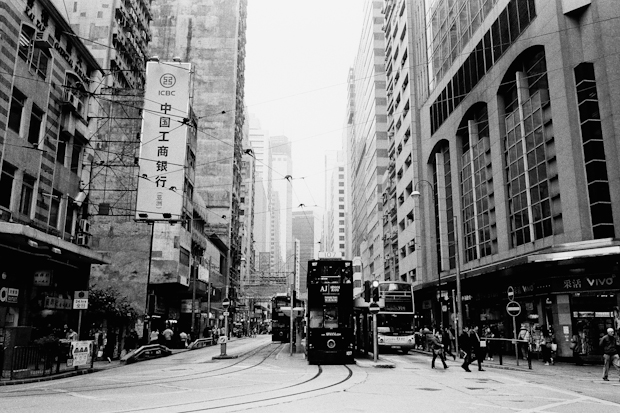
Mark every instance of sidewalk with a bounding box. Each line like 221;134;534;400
410;347;605;379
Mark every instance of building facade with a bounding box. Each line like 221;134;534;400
149;0;248;308
292;209;317;294
405;0;620;360
346;0;389;282
0;0;108;349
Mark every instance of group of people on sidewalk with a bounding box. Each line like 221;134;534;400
424;325;495;372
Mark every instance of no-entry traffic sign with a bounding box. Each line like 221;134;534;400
506;301;521;317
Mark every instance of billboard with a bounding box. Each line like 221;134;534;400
136;61;192;221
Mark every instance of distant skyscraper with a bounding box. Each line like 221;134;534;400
324;151;348;258
292;209;317;293
269;136;293;271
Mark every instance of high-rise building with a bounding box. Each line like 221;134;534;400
269;136;293;272
148;0;248;303
323;150;348;258
395;0;620;362
346;0;389;282
292;209;317;294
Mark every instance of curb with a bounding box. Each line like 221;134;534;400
0;367;96;386
408;348;533;373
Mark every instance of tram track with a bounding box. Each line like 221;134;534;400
104;364;354;413
0;341;280;398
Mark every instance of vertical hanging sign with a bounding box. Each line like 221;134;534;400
136;61;192;221
295;239;300;292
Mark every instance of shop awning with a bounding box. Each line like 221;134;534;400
0;222;109;265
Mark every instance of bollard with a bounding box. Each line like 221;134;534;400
499;341;503;365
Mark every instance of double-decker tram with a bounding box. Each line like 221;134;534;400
271;293;293;342
354;281;415;354
306;254;355;364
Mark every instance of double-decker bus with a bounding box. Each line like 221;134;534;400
375;281;415;353
271;293;291;342
354;281;415;354
306;254;354;364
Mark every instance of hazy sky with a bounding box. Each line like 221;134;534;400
245;0;365;212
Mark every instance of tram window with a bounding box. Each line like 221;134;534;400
324;308;338;329
309;310;324;328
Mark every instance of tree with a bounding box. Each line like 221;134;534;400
87;286;139;324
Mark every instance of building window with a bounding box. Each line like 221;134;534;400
339;228;345;233
8;88;26;134
57;139;67;166
500;47;561;247
339;197;344;202
339;205;344;209
340;244;345;249
339;236;345;241
31;48;50;79
19;175;36;216
339;220;345;225
0;163;16;209
574;62;614;239
49;190;62;228
459;104;496;262
180;247;190;266
28;104;44;145
339;182;344;186
70;140;83;174
18;25;35;61
339;213;344;217
339;190;344;194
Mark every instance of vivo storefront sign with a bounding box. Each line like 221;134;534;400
136;61;192;221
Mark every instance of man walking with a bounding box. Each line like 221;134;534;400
430;331;449;369
459;326;472;372
470;326;485;371
600;328;620;381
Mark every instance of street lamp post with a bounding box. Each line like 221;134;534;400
411;182;464;337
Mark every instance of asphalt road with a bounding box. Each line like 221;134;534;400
1;335;619;413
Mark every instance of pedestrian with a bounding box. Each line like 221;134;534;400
162;325;174;346
442;327;456;361
517;324;531;360
459;326;472;372
484;326;495;361
470;326;485;371
541;326;554;366
571;333;583;366
600;327;620;381
66;328;78;341
149;328;159;344
430;331;449;369
123;329;138;355
180;331;188;348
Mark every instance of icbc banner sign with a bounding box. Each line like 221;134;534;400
136;61;192;221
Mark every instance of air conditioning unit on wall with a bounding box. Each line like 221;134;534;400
34;31;55;50
76;233;90;247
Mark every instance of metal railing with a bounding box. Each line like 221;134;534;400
482;337;533;369
3;343;95;381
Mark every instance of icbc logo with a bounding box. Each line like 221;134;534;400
160;73;176;88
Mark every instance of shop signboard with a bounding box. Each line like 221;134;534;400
0;287;18;304
180;299;200;313
33;270;51;286
68;341;93;367
554;275;619;292
135;61;192;221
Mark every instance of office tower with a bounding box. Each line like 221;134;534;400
346;0;389;281
292;209;317;294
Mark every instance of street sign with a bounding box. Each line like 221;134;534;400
369;302;380;314
506;301;521;317
222;298;230;309
223;311;230;317
507;286;515;301
218;336;228;344
73;299;88;310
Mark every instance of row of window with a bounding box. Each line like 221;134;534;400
430;0;537;135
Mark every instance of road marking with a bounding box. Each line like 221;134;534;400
52;388;101;400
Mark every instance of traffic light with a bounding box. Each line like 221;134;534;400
363;281;371;302
372;280;380;302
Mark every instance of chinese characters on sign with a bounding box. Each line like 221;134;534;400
136;62;192;220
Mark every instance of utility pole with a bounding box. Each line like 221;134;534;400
207;256;212;332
